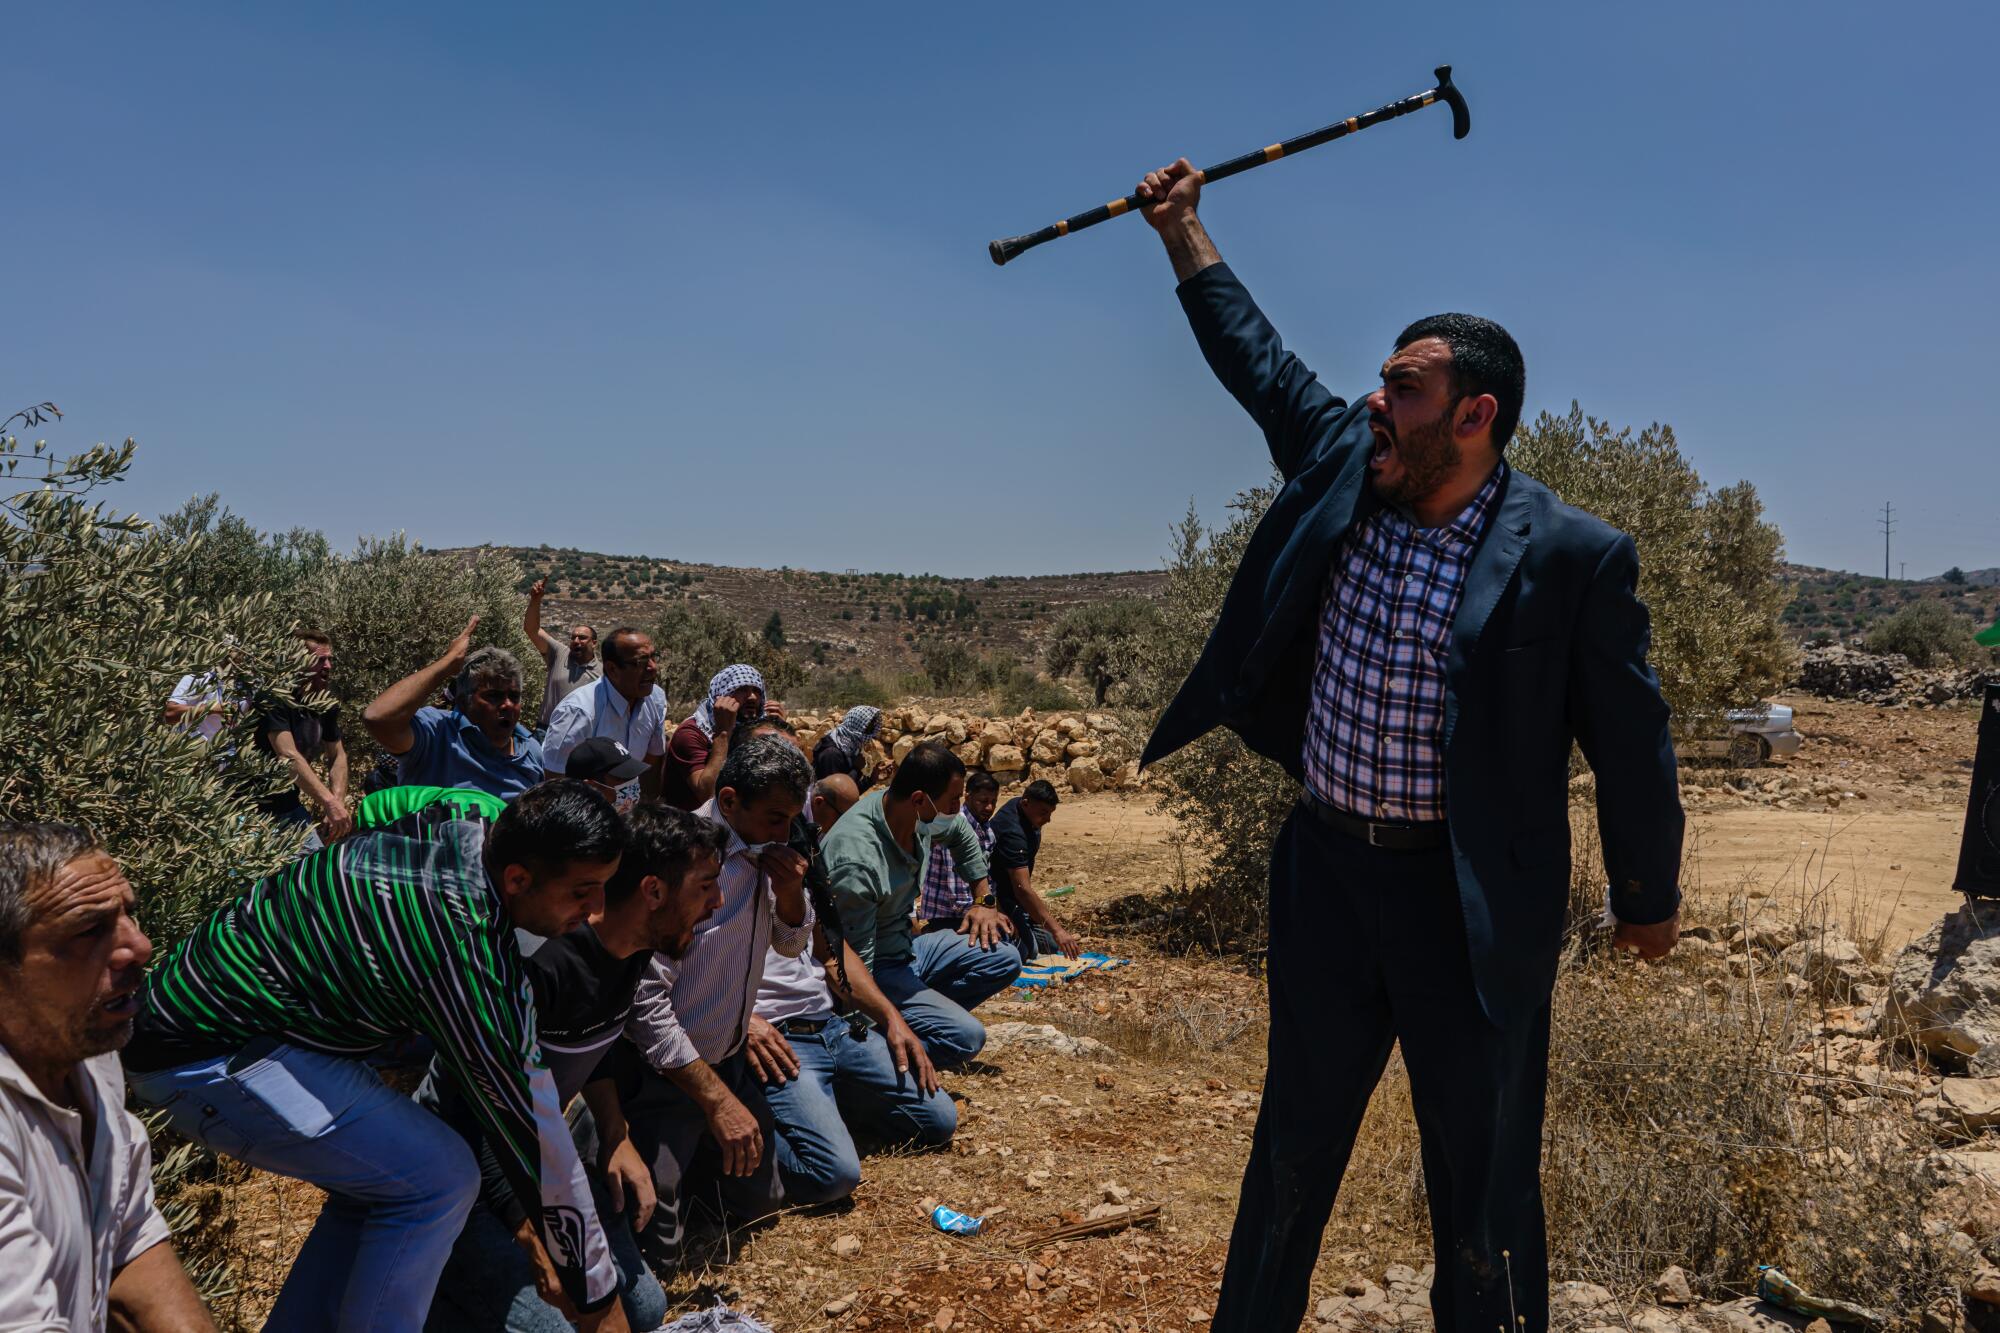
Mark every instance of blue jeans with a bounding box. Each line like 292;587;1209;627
873;930;1023;1069
129;1041;479;1333
760;1016;956;1206
424;1109;666;1333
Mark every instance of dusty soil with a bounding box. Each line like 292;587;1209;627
1681;693;1981;947
181;695;1990;1331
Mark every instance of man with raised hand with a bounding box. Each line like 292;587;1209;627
613;735;814;1265
362;617;545;801
523;578;602;733
424;802;731;1333
124;784;634;1332
0;823;215;1332
824;742;1021;1070
1128;158;1682;1332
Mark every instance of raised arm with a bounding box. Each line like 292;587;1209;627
1136;157;1351;481
523;578;559;661
363;616;478;756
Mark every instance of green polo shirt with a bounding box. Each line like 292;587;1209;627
823;788;988;970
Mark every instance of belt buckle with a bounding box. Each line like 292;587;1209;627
1368;821;1385;848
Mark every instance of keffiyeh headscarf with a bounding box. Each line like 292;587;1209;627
826;705;882;759
692;663;766;738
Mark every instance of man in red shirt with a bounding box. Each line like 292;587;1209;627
661;665;778;810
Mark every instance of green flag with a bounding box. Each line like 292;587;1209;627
1979;617;2000;648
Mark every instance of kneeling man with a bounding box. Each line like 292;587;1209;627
125;783;631;1332
424;802;730;1333
613;736;814;1264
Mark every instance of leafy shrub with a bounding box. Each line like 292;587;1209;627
0;425;302;940
1045;597;1162;706
1868;599;1983;667
292;536;543;772
1140;490;1297;949
1511;405;1793;725
646;600;801;714
789;669;896;710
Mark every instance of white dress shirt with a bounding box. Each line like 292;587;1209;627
625;800;813;1071
0;1045;173;1330
541;677;669;804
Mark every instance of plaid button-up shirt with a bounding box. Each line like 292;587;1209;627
919;808;995;922
1304;462;1507;824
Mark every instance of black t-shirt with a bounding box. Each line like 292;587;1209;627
988;798;1043;927
812;734;878;793
422;924;653;1227
253;701;343;814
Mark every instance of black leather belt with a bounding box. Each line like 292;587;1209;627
776;1017;831;1036
1301;794;1449;851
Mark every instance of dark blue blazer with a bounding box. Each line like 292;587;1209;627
1142;264;1684;1026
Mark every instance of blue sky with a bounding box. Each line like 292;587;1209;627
5;2;1994;578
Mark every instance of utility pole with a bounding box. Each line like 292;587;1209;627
1879;501;1896;581
1900;561;1907;581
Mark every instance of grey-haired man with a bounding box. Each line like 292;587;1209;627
0;823;215;1331
362;617;545;801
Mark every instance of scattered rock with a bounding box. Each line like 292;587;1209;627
1887;902;2000;1074
1654;1264;1695;1306
832;1233;861;1259
981;1022;1113;1061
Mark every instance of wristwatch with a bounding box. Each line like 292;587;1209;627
977;892;997;908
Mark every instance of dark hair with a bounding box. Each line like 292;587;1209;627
485;781;628;882
0;822;99;967
965;771;1001;797
294;628;332;646
890;741;964;801
1393;313;1525;450
718;734;812;807
604;802;729;908
601;627;646;667
730;713;795;752
1023;779;1061;806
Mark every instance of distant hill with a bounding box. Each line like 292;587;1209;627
1781;562;1999;642
442;545;1993;670
448;545;1167;672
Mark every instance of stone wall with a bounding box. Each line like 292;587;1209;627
789;706;1144;794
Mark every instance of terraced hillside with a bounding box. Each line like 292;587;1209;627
1781;562;1999;642
455;545;1168;672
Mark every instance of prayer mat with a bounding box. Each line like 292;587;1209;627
1010;951;1130;989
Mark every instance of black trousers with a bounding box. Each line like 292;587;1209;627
1212;805;1552;1333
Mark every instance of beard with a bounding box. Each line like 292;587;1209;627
1372;407;1462;507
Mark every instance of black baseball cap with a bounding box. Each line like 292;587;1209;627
567;737;650;783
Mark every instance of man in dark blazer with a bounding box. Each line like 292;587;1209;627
1129;159;1684;1332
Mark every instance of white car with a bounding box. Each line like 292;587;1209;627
1676;703;1803;768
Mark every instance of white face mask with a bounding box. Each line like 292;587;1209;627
916;799;957;837
741;841;778;858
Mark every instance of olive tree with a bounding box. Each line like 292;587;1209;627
292;536;542;773
0;413;301;944
1511;404;1793;725
1045;597;1163;706
1140;489;1298;950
